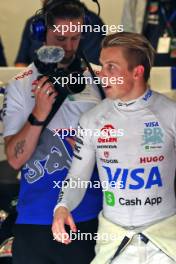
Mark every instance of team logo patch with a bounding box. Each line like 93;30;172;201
142;121;164;150
97;124;124;143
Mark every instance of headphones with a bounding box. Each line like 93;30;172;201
30;0;89;42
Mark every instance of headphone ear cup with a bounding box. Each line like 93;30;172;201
30;15;47;42
84;13;91;26
31;0;88;42
81;12;91;37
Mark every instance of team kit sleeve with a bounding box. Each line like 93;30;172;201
54;115;96;212
3;81;26;137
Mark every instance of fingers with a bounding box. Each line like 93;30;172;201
41;83;55;97
67;215;77;233
52;207;77;245
52;218;71;245
31;76;58;120
48;91;58;104
32;76;57;98
33;76;48;95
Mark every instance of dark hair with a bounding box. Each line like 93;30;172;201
44;0;85;28
102;32;155;82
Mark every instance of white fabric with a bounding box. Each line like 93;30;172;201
143;214;176;262
55;89;176;262
91;212;176;264
57;89;176;227
3;63;101;137
111;236;175;264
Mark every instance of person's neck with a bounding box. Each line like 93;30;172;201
118;82;148;102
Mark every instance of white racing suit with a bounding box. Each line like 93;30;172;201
55;89;176;263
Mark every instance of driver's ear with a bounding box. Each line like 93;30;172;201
133;65;144;80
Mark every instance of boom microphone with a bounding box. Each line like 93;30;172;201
34;45;65;75
34;45;86;94
34;45;87;127
37;45;65;63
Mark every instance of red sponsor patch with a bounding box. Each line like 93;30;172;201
15;70;33;80
140;155;164;164
98;124;117;143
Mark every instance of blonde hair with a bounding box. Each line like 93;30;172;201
102;32;155;82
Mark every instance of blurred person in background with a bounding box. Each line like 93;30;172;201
15;0;105;67
121;0;176;66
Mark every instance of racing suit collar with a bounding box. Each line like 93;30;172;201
113;89;153;111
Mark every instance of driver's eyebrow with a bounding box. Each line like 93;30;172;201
99;60;119;67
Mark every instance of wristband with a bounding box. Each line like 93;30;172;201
28;113;46;126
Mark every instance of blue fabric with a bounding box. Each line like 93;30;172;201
171;67;176;89
16;133;102;225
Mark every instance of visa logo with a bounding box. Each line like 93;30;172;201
144;122;159;127
103;166;162;190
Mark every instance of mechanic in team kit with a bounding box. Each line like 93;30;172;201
3;1;103;263
52;32;176;264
